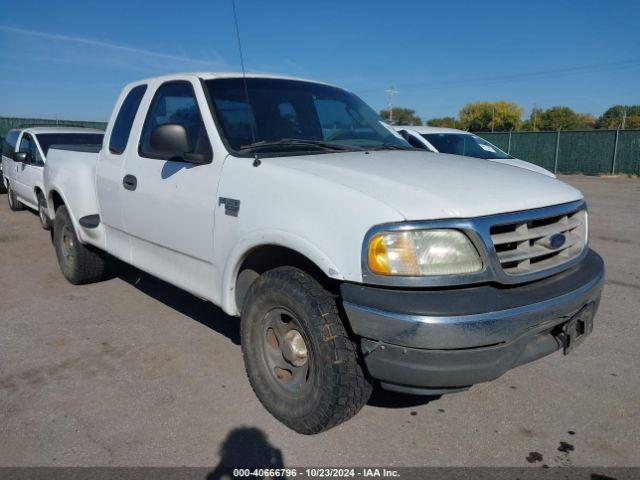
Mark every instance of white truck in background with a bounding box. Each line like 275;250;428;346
43;72;604;434
1;126;104;228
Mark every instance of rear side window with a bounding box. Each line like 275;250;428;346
109;84;147;154
2;130;20;158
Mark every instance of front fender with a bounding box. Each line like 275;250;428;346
220;229;344;316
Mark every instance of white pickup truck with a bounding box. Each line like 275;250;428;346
44;72;604;434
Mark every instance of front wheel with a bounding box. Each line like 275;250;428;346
241;267;372;434
53;205;107;284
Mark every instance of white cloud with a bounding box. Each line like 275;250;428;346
0;25;226;68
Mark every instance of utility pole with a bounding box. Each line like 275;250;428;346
621;109;627;130
533;103;538;131
385;86;398;124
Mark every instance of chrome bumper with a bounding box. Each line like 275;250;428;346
342;250;605;350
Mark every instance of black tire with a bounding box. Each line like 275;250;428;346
53;205;106;284
7;183;25;211
0;178;6;194
241;266;372;434
37;193;51;230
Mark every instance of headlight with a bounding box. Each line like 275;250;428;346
367;229;483;276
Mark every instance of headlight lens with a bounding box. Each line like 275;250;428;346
367;229;483;276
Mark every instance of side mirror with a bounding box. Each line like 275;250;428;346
14;152;28;163
150;124;209;164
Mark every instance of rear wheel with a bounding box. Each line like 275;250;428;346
7;183;25;211
53;205;106;284
37;193;51;230
241;267;372;434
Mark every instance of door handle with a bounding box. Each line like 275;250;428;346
122;174;137;191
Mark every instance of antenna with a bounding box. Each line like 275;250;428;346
231;0;260;166
385;86;398;124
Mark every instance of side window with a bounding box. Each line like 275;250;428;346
139;82;211;159
19;134;31;154
109;84;147;154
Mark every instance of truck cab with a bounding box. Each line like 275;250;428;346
43;73;604;434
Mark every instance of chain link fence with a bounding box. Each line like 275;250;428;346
478;129;640;175
0;117;107;137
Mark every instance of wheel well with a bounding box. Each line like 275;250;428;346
34;187;44;200
235;245;338;313
50;190;64;212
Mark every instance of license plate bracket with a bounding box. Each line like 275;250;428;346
562;303;595;355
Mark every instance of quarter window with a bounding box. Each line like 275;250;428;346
109;84;147;154
139;82;211;160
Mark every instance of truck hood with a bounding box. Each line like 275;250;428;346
268;150;582;220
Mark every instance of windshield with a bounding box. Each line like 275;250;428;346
36;133;104;156
422;133;511;160
205;78;410;155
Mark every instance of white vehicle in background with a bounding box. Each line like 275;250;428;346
44;72;603;434
1;126;104;228
395;126;555;177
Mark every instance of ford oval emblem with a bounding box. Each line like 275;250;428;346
549;233;566;249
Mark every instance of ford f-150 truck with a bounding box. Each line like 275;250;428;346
43;72;604;434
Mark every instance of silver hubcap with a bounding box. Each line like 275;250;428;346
282;329;308;367
60;225;75;262
263;308;311;393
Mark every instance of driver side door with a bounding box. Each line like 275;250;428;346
121;80;220;299
14;133;37;205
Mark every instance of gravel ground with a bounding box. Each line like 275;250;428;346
0;174;638;468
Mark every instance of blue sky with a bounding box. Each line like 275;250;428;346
0;0;638;122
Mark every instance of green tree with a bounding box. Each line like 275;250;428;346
596;105;640;129
379;107;422;126
458;101;522;132
577;113;596;130
538;106;582;130
426;116;462;129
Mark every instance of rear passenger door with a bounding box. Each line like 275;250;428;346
96;84;148;262
120;80;219;299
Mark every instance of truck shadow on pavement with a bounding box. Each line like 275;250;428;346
207;427;284;479
113;259;241;345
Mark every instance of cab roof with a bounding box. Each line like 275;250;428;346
125;71;339;90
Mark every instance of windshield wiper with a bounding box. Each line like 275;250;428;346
238;138;363;154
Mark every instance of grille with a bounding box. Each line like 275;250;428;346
490;207;587;275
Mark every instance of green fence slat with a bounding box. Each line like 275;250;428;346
557;130;616;174
615;130;640;175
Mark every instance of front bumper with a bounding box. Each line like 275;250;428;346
341;249;605;394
